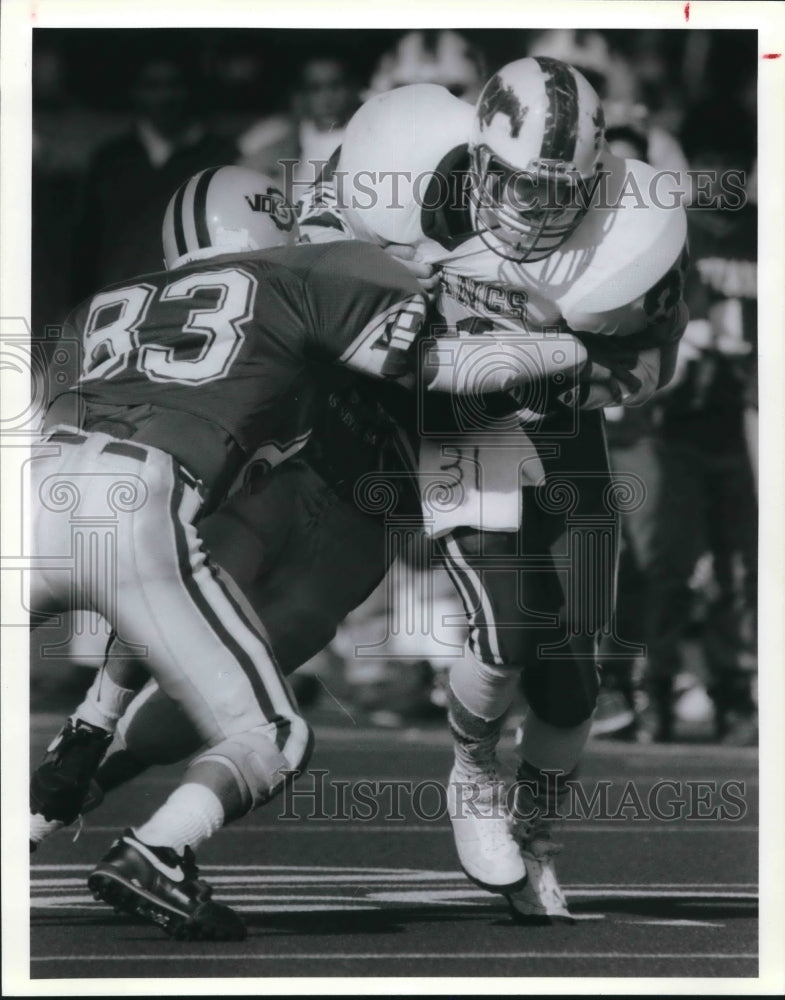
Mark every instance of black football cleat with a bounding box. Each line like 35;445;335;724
87;829;247;941
30;718;111;850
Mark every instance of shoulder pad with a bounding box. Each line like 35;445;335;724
560;153;687;331
338;84;473;246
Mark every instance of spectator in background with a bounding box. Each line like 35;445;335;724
33;44;129;343
238;56;361;199
33;46;83;345
69;56;237;305
364;30;487;104
644;103;758;745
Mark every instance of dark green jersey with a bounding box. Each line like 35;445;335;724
49;241;426;499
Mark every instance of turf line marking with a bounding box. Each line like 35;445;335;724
31;863;421;872
31;952;758;963
30;867;760;891
31;871;468;883
30;888;759;911
633;919;725;927
29;900;441;911
30;885;759;898
32;823;759;835
560;889;757;899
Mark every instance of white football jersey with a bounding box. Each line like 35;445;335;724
299;83;688;339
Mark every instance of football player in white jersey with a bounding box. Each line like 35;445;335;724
297;56;688;921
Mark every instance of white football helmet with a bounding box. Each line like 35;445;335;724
469;56;606;262
162;165;298;269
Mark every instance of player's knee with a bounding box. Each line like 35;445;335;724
524;663;600;727
196;716;314;811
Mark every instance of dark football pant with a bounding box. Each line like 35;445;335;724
201;458;390;672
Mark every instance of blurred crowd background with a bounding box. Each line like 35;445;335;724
30;27;759;745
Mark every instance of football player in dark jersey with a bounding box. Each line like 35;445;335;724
31;165;589;938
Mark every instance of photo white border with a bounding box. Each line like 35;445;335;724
2;1;783;995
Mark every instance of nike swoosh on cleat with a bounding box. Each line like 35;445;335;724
124;837;186;882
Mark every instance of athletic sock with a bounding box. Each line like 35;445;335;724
133;782;224;855
447;655;518;778
71;668;137;732
449;652;519;722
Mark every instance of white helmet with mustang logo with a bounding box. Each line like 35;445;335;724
469;56;606;262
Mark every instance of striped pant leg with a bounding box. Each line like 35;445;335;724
99;459;389;776
435;500;608;727
436;526;522;670
115;446;310;770
432;411;615;727
33;433;311;779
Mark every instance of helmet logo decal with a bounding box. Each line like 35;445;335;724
244;188;295;232
164;166;297;268
534;56;579;163
477;73;527;139
592;105;605;152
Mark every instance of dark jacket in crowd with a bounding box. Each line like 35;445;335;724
70;129;238;307
659;203;757;452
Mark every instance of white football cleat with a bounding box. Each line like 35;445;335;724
506;806;574;924
447;764;528;892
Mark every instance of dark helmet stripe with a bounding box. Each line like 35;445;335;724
534;57;579;163
192;166;222;248
171;179;189;256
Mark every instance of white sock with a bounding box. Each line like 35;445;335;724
448;655;520;778
449;652;519;722
72;668;137;732
519;712;593;774
134;783;225;855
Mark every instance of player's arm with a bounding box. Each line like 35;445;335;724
296;149;441;298
303;241;432;381
305;242;588;396
296;149;353;245
418;330;588;396
567;247;690;409
335;301;589;398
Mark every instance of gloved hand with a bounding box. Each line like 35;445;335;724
570;347;662;409
383;244;441;301
565;301;689;409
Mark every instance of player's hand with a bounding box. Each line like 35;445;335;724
580;347;662;409
383;244;441;301
561;345;661;410
560;329;639;408
563;359;632;409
